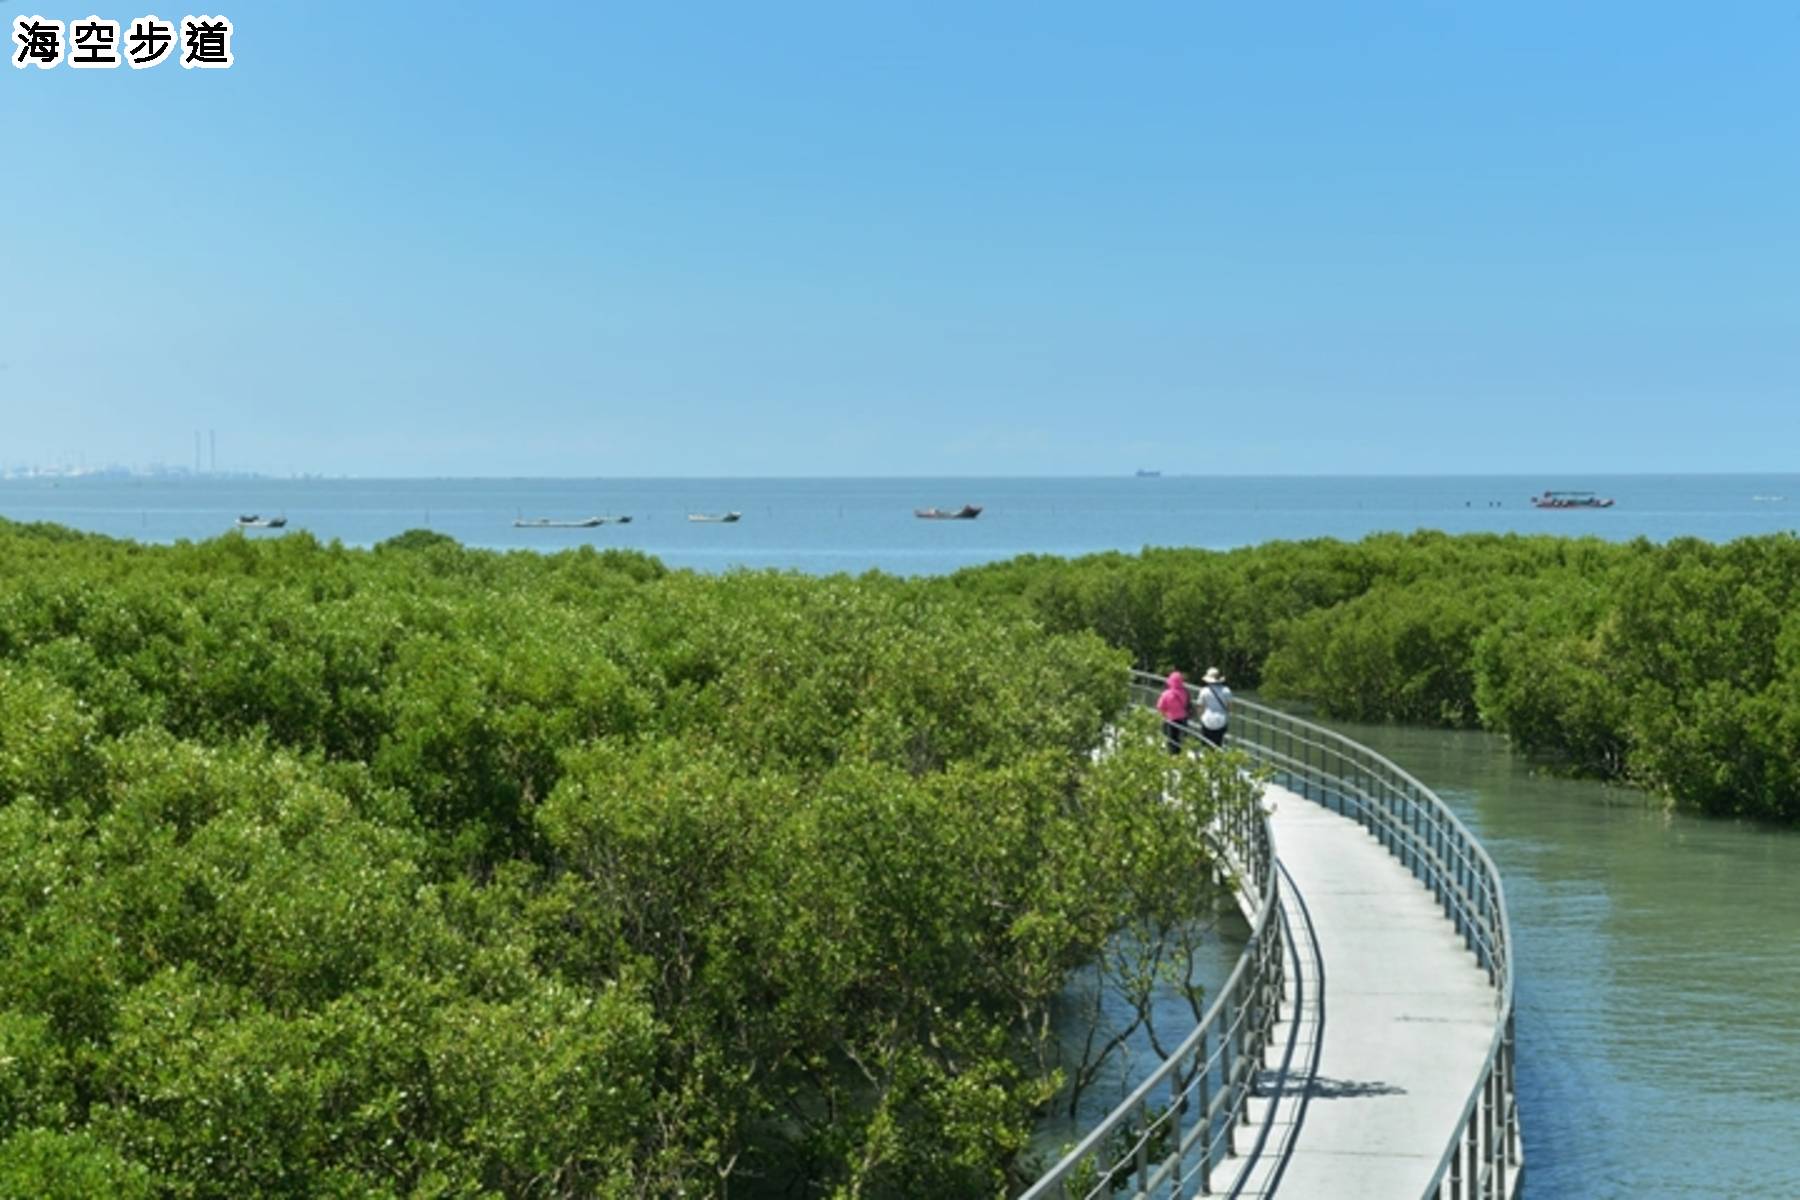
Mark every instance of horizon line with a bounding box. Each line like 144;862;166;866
8;470;1800;482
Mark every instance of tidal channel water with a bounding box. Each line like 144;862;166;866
1323;719;1800;1200
1043;719;1800;1198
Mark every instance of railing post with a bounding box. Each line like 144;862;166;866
1447;845;1461;935
1286;722;1298;800
1416;788;1429;880
1505;1011;1520;1168
1168;1053;1188;1200
1397;782;1409;870
1444;821;1458;922
1221;976;1237;1160
1464;854;1477;954
1262;925;1278;1047
1239;937;1257;1128
1369;769;1379;835
1196;1026;1213;1193
1490;1086;1504;1200
1464;1108;1479;1199
1492;1062;1504;1198
1431;808;1444;902
1419;799;1432;890
1135;1097;1150;1193
1409;788;1422;878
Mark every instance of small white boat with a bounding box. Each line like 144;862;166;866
688;512;741;523
514;516;605;528
236;514;287;529
1530;491;1613;510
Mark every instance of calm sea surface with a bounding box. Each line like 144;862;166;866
1;474;1795;573
1328;719;1800;1200
9;473;1800;1197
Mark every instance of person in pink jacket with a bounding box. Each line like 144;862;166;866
1156;670;1190;755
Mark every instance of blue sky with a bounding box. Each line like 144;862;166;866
4;3;1797;476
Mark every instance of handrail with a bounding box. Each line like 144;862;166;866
1019;686;1281;1200
1177;681;1519;1199
1020;673;1521;1199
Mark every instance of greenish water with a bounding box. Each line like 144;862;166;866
1324;719;1800;1200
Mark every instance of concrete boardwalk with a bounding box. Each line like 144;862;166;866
1214;783;1497;1199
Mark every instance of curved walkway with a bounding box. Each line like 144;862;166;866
1022;684;1521;1200
1214;782;1498;1198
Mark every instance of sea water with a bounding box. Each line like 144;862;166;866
2;474;1795;573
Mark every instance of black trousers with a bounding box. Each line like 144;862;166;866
1201;725;1226;748
1164;720;1184;754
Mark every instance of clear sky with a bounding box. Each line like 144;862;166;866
5;3;1797;476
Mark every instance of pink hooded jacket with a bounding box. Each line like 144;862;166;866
1156;671;1189;722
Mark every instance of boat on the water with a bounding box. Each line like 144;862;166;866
914;504;982;520
1135;469;1162;478
1530;491;1614;509
514;516;605;528
236;514;287;529
688;512;741;523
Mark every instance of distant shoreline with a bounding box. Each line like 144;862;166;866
6;471;1799;484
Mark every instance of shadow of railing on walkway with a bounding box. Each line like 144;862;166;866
1016;673;1521;1200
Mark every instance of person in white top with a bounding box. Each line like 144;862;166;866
1196;667;1231;747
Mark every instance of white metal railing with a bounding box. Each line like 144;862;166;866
1199;684;1519;1200
1018;673;1520;1199
1020;684;1279;1200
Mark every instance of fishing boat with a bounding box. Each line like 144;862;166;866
914;504;982;520
688;512;741;523
1530;491;1614;509
236;514;287;529
514;516;605;528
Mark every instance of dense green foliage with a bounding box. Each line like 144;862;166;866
945;531;1800;821
0;522;1248;1197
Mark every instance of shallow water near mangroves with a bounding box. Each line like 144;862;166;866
3;474;1797;574
1316;719;1800;1200
1036;718;1800;1198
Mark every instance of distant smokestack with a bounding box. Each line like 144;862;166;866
194;431;201;474
209;430;216;473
